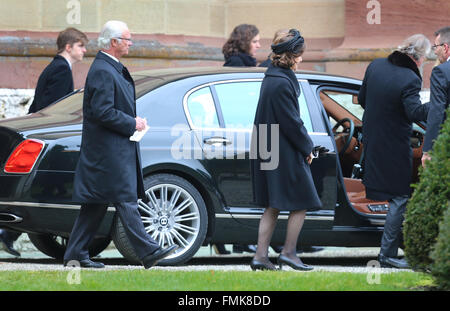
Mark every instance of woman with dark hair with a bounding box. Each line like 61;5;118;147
250;29;321;271
212;24;260;256
223;24;260;67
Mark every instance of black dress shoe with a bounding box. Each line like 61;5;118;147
378;254;410;269
212;244;230;255
0;230;21;257
299;246;325;253
250;258;278;271
142;244;178;269
278;254;313;271
233;244;257;253
63;259;105;269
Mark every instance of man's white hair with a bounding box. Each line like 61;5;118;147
98;20;128;49
398;34;431;61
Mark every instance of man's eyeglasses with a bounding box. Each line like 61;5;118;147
115;37;132;42
432;43;445;50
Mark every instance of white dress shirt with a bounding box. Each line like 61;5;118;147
101;51;120;63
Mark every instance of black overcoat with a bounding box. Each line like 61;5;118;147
251;64;322;211
358;51;429;200
72;51;145;204
28;55;74;113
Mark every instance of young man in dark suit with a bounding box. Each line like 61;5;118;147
63;21;177;269
1;28;88;257
422;26;450;166
28;27;87;113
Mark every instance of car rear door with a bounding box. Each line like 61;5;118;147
184;79;261;210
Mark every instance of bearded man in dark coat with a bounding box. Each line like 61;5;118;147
358;34;431;269
63;21;177;269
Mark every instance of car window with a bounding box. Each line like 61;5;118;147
214;81;260;129
324;91;363;121
319;90;362;128
186;86;220;128
298;85;313;132
214;81;313;132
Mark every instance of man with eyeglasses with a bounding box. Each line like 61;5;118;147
422;26;450;166
63;20;177;269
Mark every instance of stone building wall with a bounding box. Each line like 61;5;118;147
0;89;34;119
0;0;448;117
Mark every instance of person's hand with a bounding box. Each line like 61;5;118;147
306;152;314;165
135;117;147;131
421;152;431;168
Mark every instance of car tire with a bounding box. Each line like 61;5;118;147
27;233;111;260
112;173;208;266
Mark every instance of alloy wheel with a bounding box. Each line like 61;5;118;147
138;183;201;259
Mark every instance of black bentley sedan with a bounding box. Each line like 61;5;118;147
0;67;426;265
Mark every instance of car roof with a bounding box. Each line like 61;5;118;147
131;66;361;97
131;66;359;81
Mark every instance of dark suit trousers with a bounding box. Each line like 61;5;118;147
64;202;160;262
0;229;21;242
380;196;409;257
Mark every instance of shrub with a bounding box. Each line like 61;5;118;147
430;204;450;290
404;106;450;271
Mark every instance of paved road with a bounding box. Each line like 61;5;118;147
0;246;411;273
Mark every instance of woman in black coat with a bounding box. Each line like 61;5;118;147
250;29;321;271
223;24;260;67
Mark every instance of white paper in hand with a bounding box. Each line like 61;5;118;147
129;125;149;142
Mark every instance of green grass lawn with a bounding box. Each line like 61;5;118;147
0;270;434;291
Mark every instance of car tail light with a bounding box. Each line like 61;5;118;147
4;139;45;174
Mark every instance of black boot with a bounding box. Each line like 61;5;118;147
0;229;21;257
212;244;230;255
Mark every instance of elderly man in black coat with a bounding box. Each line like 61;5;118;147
422;26;450;166
63;21;177;269
358;34;431;269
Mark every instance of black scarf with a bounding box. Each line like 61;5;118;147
225;53;257;67
387;51;422;80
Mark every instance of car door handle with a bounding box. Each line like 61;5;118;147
203;137;232;146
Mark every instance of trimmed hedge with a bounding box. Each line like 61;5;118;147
404;106;450;272
430;204;450;290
